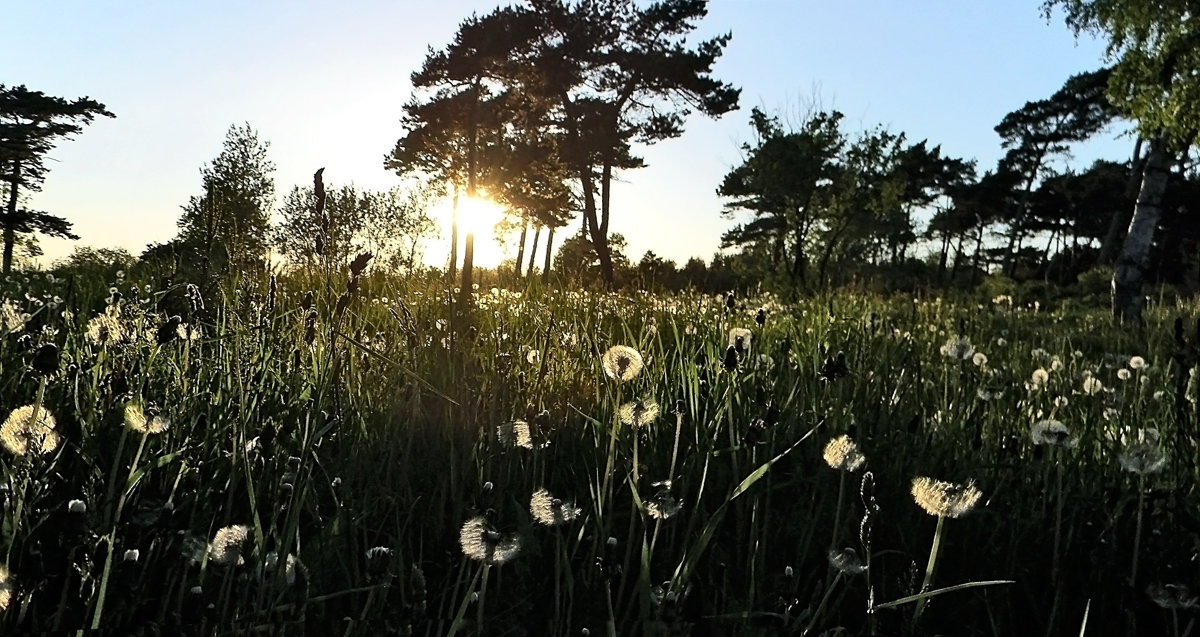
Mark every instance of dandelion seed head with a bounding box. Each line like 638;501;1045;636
68;499;86;514
911;477;982;518
459;517;521;565
1083;376;1104;395
1129;356;1147;370
1147;583;1198;609
0;566;13;613
827;548;866;575
1117;369;1131;381
822;435;866;471
972;352;988;367
530;488;582;526
602;345;643;382
124;549;140;562
1119;441;1167;475
86;312;124;345
208;524;251;566
617;400;659;428
1031;420;1076;448
728;327;752;352
939;336;974;361
1;404;60;457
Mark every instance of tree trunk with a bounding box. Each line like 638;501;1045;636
514;217;529;280
527;225;542;278
1113;138;1170;326
3;159;20;274
542;226;555;285
449;185;459;279
593;156;615;286
1098;136;1144;265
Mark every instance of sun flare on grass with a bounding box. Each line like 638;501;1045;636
425;193;512;269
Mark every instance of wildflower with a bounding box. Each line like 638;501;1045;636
646;481;682;520
1119;438;1167;475
823;435;866;471
1147;583;1199;610
530;488;582;526
728;327;752;354
1030;420;1076;448
618;400;659;428
602;345;643;382
1129;356;1147;371
1117;369;1132;381
972;352;988;367
1053;395;1069;408
1103;407;1120;421
1030;368;1050;388
721;345;740;372
911;477;982;518
176;323;201;342
939;336;974;361
1;405;61;457
828;548;866;575
526;349;540;365
1082;376;1104;395
459;517;521;565
68;499;87;514
124;549;140;562
124;403;169;435
208;524;251;566
0;566;13;613
1031;348;1050;362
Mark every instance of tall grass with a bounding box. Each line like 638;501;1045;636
0;268;1196;635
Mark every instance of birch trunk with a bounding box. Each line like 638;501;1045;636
1113;137;1170;326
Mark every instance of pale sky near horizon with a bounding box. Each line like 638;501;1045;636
3;1;1130;270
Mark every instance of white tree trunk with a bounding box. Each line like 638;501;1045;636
1112;137;1170;325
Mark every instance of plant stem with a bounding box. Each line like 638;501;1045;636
1130;474;1145;586
914;514;946;626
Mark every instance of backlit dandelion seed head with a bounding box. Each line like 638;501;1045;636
602;345;643;382
911;477;982;518
1083;376;1104;395
618;400;659;427
208;524;251;566
1029;368;1050;390
86;311;124;345
0;566;13;613
459;517;521;565
1119;441;1167;475
124;404;169;435
263;552;302;586
972;352;988;367
828;548;866;575
646;481;682;520
1;404;61;457
1129;356;1147;370
1031;420;1076;448
823;435;866;471
728;327;752;352
1147;583;1199;609
939;336;974;361
530;488;582;526
526;349;540;365
1117;368;1131;381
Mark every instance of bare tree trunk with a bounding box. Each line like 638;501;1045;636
1113;137;1170;326
527;225;542;278
1098;136;1144;265
449;184;459;279
3;159;19;274
593;156;615;286
514;217;529;280
542;225;555;285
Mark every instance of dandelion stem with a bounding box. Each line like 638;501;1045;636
914;514;946;626
1131;474;1145;586
1052;456;1064;585
831;470;846;555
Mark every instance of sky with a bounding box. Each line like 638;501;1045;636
3;0;1130;270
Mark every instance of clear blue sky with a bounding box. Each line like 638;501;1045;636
2;0;1128;269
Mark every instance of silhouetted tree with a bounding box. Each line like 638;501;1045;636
0;85;113;273
177;123;275;278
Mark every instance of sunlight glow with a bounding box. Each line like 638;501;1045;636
424;192;514;269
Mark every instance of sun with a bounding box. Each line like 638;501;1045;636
423;192;514;269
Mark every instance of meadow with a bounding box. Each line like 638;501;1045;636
0;267;1197;636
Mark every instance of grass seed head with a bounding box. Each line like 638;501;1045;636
911;477;982;518
1;404;61;457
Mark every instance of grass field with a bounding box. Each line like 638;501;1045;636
0;269;1197;636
